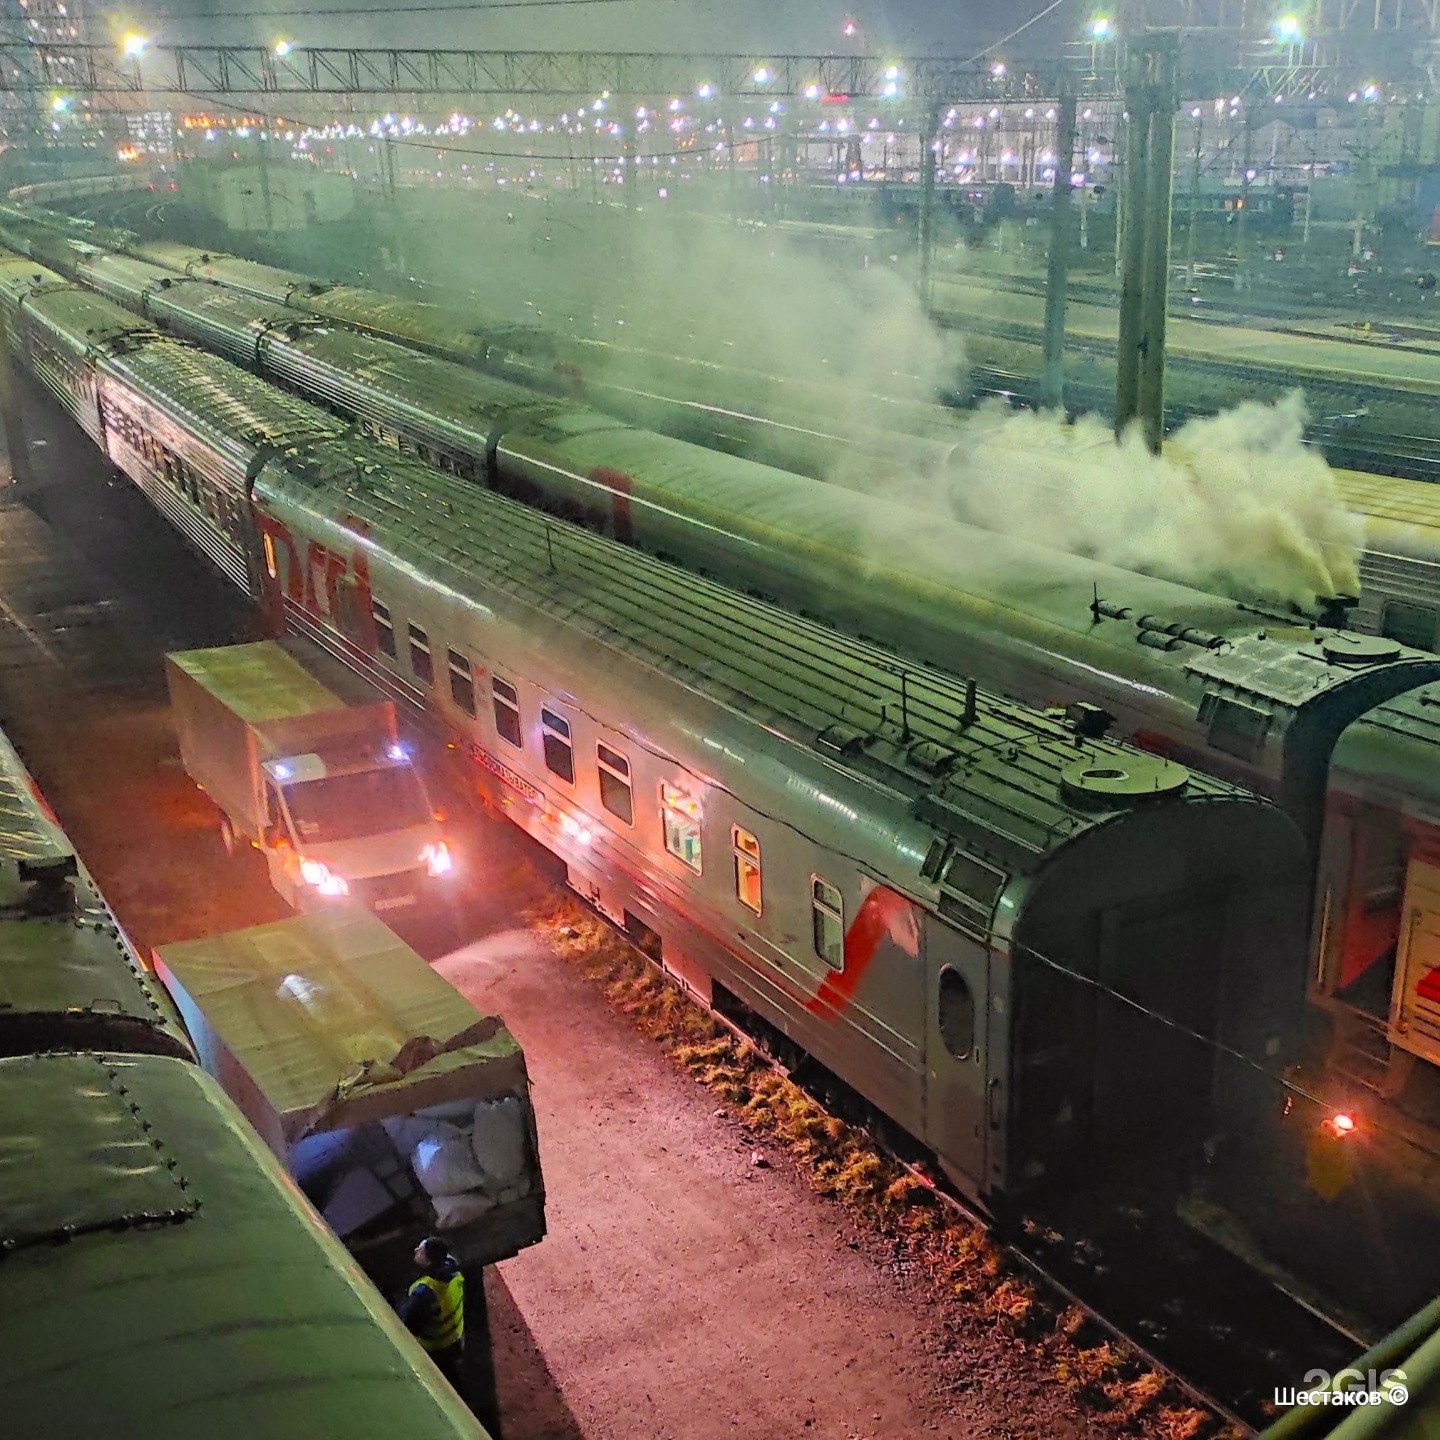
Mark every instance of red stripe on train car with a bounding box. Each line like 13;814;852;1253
806;885;917;1019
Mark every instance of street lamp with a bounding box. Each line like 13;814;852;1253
1086;16;1115;75
1273;15;1301;39
273;39;293;58
121;33;148;58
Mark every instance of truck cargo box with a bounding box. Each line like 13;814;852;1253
154;907;545;1267
166;642;400;841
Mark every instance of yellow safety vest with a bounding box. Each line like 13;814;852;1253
410;1271;464;1353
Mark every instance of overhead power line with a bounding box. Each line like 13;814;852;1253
145;0;648;15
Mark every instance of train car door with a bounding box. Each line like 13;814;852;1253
923;917;989;1194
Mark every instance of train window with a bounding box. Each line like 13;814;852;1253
660;782;702;873
1381;600;1439;653
308;554;332;619
492;677;522;748
372;599;396;659
811;877;844;969
407;623;433;686
732;826;762;915
1197;693;1271;763
447;649;476;717
597;742;633;825
541;708;575;784
937;966;975;1061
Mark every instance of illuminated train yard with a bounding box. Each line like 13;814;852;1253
0;721;489;1437
5;214;1440;1359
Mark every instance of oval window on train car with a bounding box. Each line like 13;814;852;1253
938;965;975;1061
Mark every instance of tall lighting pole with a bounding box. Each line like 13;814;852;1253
1114;32;1179;453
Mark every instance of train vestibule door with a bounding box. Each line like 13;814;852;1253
922;918;990;1195
1391;859;1440;1065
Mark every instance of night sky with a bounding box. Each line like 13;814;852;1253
125;0;1075;61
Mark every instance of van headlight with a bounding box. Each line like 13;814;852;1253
421;840;454;878
299;857;350;896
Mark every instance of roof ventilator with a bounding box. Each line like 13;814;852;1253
1059;753;1190;807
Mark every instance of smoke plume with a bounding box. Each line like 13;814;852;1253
927;391;1364;609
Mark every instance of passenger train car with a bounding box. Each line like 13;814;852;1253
58;223;1440;650
5;248;1440;1318
0;721;490;1438
0;248;1317;1227
11;207;1440;652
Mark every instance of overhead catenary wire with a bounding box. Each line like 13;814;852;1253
171;83;786;167
143;0;651;19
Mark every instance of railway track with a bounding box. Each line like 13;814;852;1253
687;982;1361;1435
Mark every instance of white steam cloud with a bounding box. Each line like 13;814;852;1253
928;392;1364;609
391;199;1362;610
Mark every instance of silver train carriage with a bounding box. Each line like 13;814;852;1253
0;718;490;1439
70;222;1440;654
12;208;1440;662
3;252;1439;1129
0;260;1316;1209
12;249;1436;835
11;202;1440;655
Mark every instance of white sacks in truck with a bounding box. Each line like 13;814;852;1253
470;1096;527;1192
401;1094;533;1230
412;1122;488;1198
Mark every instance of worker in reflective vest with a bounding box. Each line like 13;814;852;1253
399;1237;465;1386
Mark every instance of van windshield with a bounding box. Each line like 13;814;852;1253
284;766;431;845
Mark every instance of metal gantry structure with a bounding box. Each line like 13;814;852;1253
0;41;1430;107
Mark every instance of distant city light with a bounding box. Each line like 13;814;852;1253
990;62;1006;77
1273;15;1301;39
273;39;292;57
842;19;858;36
753;66;773;84
697;82;715;99
803;83;821;100
1089;16;1112;38
121;33;147;58
49;94;69;112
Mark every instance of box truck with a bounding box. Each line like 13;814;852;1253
167;641;454;915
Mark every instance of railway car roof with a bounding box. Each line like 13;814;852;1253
0;1052;488;1439
265;443;1292;926
104;333;347;455
0;729;191;1060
